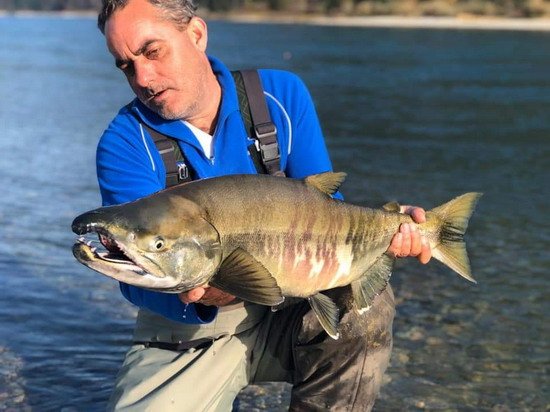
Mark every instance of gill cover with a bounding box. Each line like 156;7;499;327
72;192;223;292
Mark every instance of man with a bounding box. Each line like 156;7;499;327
96;0;431;410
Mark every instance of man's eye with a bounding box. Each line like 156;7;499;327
146;48;160;59
119;63;134;77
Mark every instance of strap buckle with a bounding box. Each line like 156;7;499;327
177;161;189;181
254;122;277;141
259;141;280;163
254;122;279;162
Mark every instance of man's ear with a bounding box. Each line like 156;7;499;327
187;17;208;52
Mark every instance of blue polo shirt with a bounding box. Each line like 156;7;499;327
96;56;337;324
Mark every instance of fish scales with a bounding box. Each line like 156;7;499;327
71;172;482;338
175;176;336;294
182;176;400;296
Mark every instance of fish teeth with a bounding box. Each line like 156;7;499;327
82;223;99;234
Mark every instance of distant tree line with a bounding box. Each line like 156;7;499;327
1;0;548;17
0;0;101;10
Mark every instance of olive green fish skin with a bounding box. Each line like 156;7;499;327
191;177;403;297
72;173;479;297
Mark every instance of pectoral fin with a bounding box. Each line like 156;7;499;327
308;293;340;339
210;248;284;306
351;253;394;313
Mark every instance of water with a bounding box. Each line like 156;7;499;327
1;15;548;411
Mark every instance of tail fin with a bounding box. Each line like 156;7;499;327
429;192;483;283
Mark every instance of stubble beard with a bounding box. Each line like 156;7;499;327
145;75;208;122
138;65;218;134
154;99;200;121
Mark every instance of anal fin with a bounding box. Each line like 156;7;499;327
308;293;340;340
351;253;394;314
210;248;284;306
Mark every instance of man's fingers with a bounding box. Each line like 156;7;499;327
409;224;422;256
400;205;427;223
388;232;403;257
411;208;426;223
178;286;237;307
388;222;431;264
200;295;236;306
418;237;432;264
178;287;206;304
199;288;237;306
400;223;412;256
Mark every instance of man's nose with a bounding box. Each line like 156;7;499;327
133;61;154;89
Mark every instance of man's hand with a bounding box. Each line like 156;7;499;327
387;205;432;264
178;286;237;306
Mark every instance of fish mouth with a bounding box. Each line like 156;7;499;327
72;225;164;279
73;237;145;275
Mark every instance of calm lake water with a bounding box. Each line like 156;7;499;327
0;15;548;411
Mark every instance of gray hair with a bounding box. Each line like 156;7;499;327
98;0;197;34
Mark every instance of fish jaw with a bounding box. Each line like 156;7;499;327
71;203;223;293
72;240;185;291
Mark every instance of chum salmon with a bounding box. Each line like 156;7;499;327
72;172;481;338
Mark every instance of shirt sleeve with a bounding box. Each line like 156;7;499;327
96;111;218;324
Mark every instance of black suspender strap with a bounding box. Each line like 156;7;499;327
238;70;285;177
231;71;264;174
140;123;193;187
231;71;253;137
131;69;284;189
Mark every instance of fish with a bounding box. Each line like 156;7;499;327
71;172;482;339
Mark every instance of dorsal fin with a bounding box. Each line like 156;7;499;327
382;201;401;213
305;172;347;195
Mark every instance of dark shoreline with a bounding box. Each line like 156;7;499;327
2;9;550;31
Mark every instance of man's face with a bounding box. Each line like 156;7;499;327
104;0;210;120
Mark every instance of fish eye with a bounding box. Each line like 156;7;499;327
153;237;165;251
